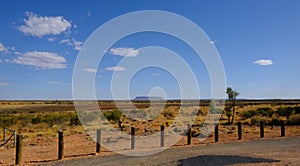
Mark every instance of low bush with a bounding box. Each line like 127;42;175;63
277;107;295;118
250;116;272;125
294;106;300;114
70;114;80;126
103;109;122;122
287;114;300;125
256;107;274;117
240;110;257;119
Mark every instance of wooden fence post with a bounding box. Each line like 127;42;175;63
131;127;135;149
96;129;101;153
58;131;64;160
281;120;285;137
260;121;264;138
215;124;219;142
160;125;164;147
238;122;242;140
15;134;22;165
187;124;191;145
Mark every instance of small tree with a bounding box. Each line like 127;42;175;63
226;87;239;124
225;106;232;124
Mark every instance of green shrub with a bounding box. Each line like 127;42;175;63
294;106;300;114
256;107;274;117
31;115;42;124
43;113;67;127
103;110;122;122
0;116;15;127
250;116;272;125
277;107;295;118
70;114;80;126
240;110;258;119
287;114;300;125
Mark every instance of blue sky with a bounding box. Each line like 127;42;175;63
0;0;299;100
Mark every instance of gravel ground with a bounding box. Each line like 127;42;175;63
40;137;300;166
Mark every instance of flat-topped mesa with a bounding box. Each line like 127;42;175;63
133;96;164;101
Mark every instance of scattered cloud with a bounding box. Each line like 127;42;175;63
0;43;18;55
13;51;66;69
105;66;125;71
0;43;7;52
82;68;97;73
47;81;68;86
254;59;273;66
59;39;71;45
18;12;71;37
14;51;22;55
0;82;10;87
152;73;160;77
48;37;56;42
109;47;139;57
87;10;91;17
73;39;82;51
59;38;82;51
98;75;102;78
210;40;218;45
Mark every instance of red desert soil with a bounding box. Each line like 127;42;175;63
0;125;299;165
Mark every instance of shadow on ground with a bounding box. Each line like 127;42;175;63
178;155;279;166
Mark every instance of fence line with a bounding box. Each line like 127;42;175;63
8;121;289;164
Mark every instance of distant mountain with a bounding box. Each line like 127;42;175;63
133;96;164;101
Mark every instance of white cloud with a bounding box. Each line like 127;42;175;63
47;81;68;86
105;66;125;71
59;38;82;51
48;37;56;42
59;39;71;45
109;47;139;57
0;82;10;86
210;40;218;45
0;59;2;63
73;39;82;51
0;43;7;52
18;12;71;37
254;59;273;66
82;68;97;73
13;51;66;69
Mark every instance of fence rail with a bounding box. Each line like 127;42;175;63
1;127;16;147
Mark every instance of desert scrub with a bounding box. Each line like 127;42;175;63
256;107;274;117
277;106;295;118
288;114;300;125
250;116;272;125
